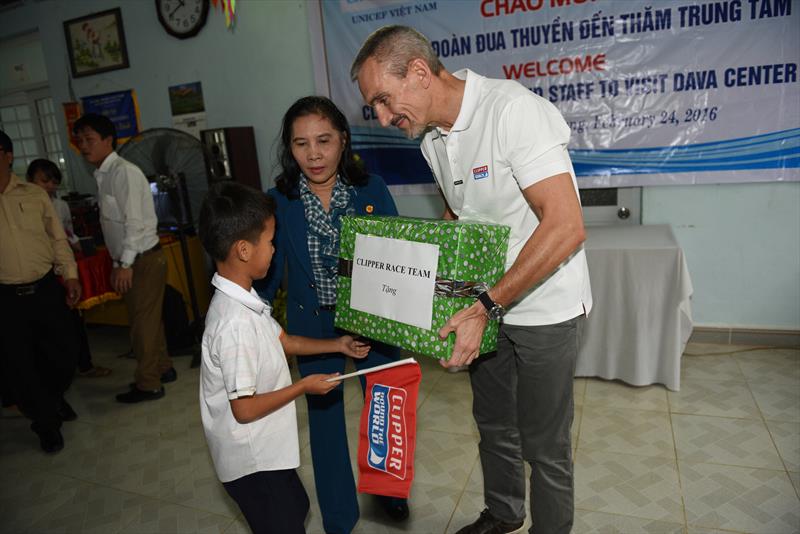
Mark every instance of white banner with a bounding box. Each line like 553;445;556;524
350;234;439;330
315;0;799;188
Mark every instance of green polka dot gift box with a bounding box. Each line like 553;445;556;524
335;215;510;360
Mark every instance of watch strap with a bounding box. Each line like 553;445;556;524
477;291;496;313
477;291;505;320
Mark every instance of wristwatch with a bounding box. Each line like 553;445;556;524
477;291;505;320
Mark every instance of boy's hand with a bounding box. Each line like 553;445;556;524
301;373;340;395
339;335;370;359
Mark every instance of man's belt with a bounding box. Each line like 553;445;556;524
0;270;55;297
114;242;162;268
140;242;162;256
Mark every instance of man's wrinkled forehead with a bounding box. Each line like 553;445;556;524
360;57;404;106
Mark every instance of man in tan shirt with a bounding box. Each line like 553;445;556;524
0;130;81;454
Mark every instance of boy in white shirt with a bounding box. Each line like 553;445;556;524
198;182;369;534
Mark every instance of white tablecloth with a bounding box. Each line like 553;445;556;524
577;225;693;391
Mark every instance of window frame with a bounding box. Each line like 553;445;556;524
0;85;70;190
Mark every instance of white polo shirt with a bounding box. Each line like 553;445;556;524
200;273;299;483
421;69;592;326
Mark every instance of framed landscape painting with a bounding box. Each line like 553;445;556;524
64;8;130;78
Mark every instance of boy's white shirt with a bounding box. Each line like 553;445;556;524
199;273;299;483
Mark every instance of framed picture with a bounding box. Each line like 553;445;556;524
168;82;206;116
63;8;129;78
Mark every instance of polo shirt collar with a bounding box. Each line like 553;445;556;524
212;272;269;315
447;68;483;134
3;172;23;194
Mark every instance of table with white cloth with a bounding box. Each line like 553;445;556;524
577;224;693;391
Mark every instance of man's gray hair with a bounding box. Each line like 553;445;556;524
350;25;444;82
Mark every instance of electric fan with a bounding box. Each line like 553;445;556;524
118;127;210;232
118;128;211;363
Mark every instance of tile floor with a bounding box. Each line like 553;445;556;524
1;329;798;534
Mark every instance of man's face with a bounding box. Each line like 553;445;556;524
357;57;430;140
75;127;114;167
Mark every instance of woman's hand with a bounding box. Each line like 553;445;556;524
339;335;370;359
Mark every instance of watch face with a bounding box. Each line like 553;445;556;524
157;0;209;39
478;291;504;320
488;305;505;321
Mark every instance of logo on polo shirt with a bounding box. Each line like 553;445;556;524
366;383;409;480
472;165;489;180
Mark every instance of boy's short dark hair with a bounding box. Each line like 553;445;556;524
26;159;62;184
0;130;12;153
73;113;117;149
199;182;276;263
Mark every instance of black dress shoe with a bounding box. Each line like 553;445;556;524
376;495;409;522
160;367;177;383
128;367;178;389
454;508;524;534
57;399;77;422
37;428;64;454
116;387;165;403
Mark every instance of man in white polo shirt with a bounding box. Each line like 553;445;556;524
353;26;592;534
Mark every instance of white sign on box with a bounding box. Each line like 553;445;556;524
350;234;439;331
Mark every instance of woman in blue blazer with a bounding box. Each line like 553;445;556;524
256;96;407;534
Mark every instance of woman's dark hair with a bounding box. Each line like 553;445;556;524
199;182;276;263
26;158;62;184
275;96;368;197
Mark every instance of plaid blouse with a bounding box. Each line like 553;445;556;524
298;176;355;307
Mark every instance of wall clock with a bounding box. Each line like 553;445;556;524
156;0;210;40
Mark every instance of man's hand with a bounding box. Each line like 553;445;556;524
111;267;133;294
64;278;81;307
301;373;341;395
438;301;489;368
339;335;371;359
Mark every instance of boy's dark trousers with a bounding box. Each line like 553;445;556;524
0;271;78;433
223;468;309;534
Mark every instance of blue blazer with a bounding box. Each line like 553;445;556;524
256;174;399;339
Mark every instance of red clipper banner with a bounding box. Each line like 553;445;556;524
357;361;421;498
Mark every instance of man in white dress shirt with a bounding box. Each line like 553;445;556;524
74;114;175;403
